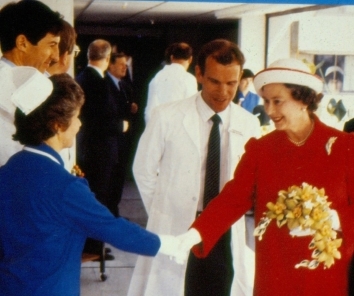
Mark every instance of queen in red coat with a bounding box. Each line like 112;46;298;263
179;58;354;295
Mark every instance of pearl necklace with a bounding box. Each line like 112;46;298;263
287;121;314;147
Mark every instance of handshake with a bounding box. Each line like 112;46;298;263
157;228;202;264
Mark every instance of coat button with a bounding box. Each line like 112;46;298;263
192;196;197;201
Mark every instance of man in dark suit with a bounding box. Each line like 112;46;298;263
104;52;138;216
75;39;114;259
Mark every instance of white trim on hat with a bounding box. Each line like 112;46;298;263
253;61;324;96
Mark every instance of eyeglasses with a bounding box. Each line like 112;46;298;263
73;45;80;58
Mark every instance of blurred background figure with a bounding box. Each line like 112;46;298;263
233;69;260;113
144;42;198;123
47;19;78;76
75;39;114;260
252;105;274;136
104;52;138;217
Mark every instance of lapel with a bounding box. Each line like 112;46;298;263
227;103;249;178
181;96;201;154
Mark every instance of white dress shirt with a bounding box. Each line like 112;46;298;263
196;95;231;211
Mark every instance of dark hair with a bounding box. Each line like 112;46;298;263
164;42;193;64
87;39;111;61
109;52;126;64
284;83;323;112
241;69;254;80
0;0;63;53
170;42;193;60
197;39;245;75
13;73;85;146
58;20;76;56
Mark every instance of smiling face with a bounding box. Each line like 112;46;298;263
196;56;241;113
21;33;60;73
261;83;309;132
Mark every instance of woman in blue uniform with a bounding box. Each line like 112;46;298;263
0;73;177;296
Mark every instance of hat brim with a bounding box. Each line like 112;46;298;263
253;68;324;96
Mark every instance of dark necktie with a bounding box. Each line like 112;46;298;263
203;114;221;208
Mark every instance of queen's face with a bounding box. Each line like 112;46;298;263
261;83;308;132
58;108;81;150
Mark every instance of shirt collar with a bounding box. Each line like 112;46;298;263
26;143;64;167
106;71;121;86
1;57;16;67
196;93;230;124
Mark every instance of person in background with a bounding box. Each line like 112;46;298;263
344;117;354;133
103;52;138;216
144;42;198;123
178;58;354;296
128;39;260;296
233;68;260;113
0;73;180;296
0;0;63;166
47;19;78;76
75;39;114;259
46;19;80;172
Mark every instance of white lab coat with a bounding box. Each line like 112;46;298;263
144;63;198;123
0;60;23;166
128;93;260;296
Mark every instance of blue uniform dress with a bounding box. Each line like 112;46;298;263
0;144;160;296
239;91;260;113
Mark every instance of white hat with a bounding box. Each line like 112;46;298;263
0;65;53;115
253;58;324;95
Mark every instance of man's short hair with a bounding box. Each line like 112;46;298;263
59;20;76;56
164;42;193;63
197;39;245;75
87;39;111;61
0;0;63;53
109;52;126;65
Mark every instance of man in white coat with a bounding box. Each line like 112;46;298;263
0;1;63;166
128;39;260;296
144;42;198;123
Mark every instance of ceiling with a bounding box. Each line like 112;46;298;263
73;1;310;27
0;1;313;27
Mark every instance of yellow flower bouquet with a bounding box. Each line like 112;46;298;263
254;182;342;269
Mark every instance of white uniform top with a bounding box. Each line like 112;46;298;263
144;63;198;123
0;59;23;166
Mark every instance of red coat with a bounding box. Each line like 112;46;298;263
192;117;354;295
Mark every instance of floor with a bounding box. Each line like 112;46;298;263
80;180;147;296
80;180;256;296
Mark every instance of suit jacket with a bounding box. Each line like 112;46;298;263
128;92;260;296
344;117;354;133
104;75;136;162
75;67;118;198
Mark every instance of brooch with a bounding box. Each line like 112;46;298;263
325;137;337;155
71;164;85;177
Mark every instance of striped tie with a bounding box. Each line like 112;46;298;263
203;113;221;208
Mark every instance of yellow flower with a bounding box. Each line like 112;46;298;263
310;207;326;221
254;183;342;270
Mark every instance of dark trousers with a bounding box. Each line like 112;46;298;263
185;229;233;296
